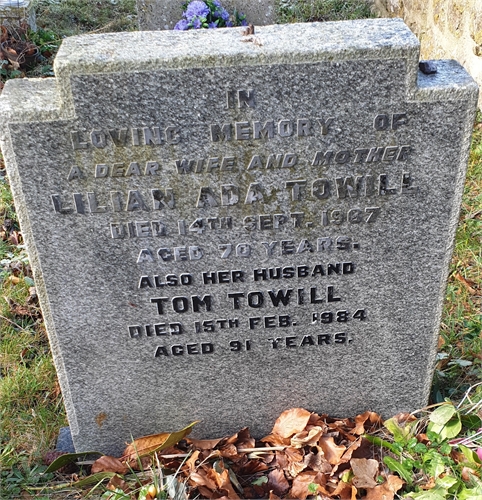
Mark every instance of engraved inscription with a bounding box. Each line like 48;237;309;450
58;105;419;358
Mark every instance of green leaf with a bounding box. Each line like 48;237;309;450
137;485;152;500
364;434;401;456
428;413;462;441
405;477;458;500
43;451;103;473
73;472;116;488
459;444;482;464
384;417;414;444
252;476;268;486
457;483;482;499
413;442;428;453
406;490;446;500
435;476;458;489
429;404;457;426
308;483;318;494
102;488;130;499
439;442;452;455
424;452;445;479
460;414;482;430
383;456;413;485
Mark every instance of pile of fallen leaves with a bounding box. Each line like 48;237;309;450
45;408;406;499
0;22;42;90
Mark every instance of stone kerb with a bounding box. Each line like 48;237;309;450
0;19;478;455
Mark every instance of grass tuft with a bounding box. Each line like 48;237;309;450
435;111;482;401
277;0;375;23
32;0;138;37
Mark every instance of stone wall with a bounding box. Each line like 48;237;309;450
374;0;482;107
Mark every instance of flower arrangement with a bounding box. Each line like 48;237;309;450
174;1;248;30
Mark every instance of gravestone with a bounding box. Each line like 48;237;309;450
0;19;478;456
137;0;276;30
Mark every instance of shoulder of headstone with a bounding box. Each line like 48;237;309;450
0;78;63;140
416;59;479;103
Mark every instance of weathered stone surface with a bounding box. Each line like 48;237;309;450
0;19;477;455
137;0;275;30
374;0;482;107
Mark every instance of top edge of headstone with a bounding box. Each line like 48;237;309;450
54;19;420;77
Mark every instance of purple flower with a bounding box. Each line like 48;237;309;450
174;19;189;30
208;22;218;29
191;17;203;29
241;18;248;26
226;20;233;27
184;1;209;20
220;8;230;21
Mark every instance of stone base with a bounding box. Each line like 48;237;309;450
55;427;75;453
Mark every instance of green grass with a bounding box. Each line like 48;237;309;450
33;0;138;37
435;114;482;402
0;165;67;497
277;0;375;23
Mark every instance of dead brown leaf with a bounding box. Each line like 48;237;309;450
331;479;354;499
189;469;218;491
391;412;417;427
235;459;269;475
291;426;324;448
462;466;480;481
365;474;404;500
289;471;324;500
129;454;153;471
106;474;131;494
350;458;379;489
340;437;364;462
213;443;234;459
197;485;215;499
262;432;290;447
268;468;290;497
91;456;128;475
122;421;197;461
303;446;332;473
319;436;346;465
215;464;240;499
236;427;256;449
455;272;477;294
353;412;382;435
272;408;312;439
185;450;201;472
188;438;222;450
284;446;306;477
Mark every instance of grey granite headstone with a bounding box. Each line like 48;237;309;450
0;19;477;456
137;0;275;30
